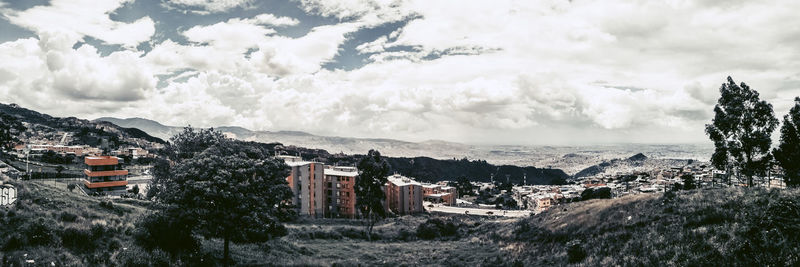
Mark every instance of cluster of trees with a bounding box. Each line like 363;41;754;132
141;127;295;266
0;112;25;154
134;128;410;263
706;77;800;188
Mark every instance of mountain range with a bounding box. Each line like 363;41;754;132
95;117;714;175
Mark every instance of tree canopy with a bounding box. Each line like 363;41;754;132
773;97;800;188
0;112;25;152
706;76;778;186
144;127;293;265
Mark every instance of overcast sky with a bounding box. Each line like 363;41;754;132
0;0;798;145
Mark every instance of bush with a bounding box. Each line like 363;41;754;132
60;211;79;222
417;218;459;240
134;210;199;257
566;242;587;263
22;218;60;247
99;200;113;209
61;227;95;253
2;233;25;251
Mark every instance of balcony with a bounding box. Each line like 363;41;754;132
84;169;128;177
83;180;128;189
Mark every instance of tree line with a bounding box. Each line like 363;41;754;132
706;76;800;188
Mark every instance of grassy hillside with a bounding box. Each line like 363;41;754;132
485;187;800;266
2;179;797;266
0;181;152;266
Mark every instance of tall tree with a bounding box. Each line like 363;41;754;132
0;112;25;155
146;127;293;266
706;76;778;187
355;149;390;241
680;174;696;190
450;176;474;197
773;97;800;187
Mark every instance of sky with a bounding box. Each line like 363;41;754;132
0;0;799;145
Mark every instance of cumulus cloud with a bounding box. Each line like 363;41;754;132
2;0;800;145
163;0;254;14
2;0;155;48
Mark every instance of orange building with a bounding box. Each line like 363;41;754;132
422;184;458;206
281;156;359;218
83;156;128;194
385;174;423;215
282;156;325;217
323;166;358;218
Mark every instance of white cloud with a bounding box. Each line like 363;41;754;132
163;0;254;14
245;14;300;27
0;30;156;120
2;0;155;48
3;0;800;145
183;18;276;52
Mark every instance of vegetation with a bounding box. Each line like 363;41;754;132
706;76;778;186
773;97;800;188
355;149;390;241
681;174;696;190
0;112;25;152
145;127;293;266
450;176;474;196
384;156;569;185
580;187;612;200
0;181;151;266
492;187;800;265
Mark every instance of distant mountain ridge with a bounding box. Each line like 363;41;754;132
95;117;714;173
94;116;472;159
0;103;166;145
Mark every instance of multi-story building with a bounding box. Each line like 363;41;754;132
281;156;360;218
83;156;128;195
282;156;325;217
323;166;358;218
385;174;423;215
421;184;458;205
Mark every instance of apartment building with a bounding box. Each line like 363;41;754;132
282;156;325;217
83;156;128;195
422;184;458;205
385;174;423;215
323;166;358;218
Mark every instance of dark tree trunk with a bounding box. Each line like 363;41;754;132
223;236;230;267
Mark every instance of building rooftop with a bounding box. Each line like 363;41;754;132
324;168;358;177
387;174;421;186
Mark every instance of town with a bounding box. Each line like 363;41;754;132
1;124;788;220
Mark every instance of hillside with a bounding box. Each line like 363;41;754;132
3;180;796;266
573;153;702;178
0;103;166;145
97;117;714;174
483;187;800;265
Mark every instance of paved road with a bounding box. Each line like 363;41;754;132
426;203;532;217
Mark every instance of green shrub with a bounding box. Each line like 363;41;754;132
2;233;25;251
417;218;459;240
134;210;199;257
60;227;95;253
23;218;60;247
566;242;587;263
59;211;78;222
